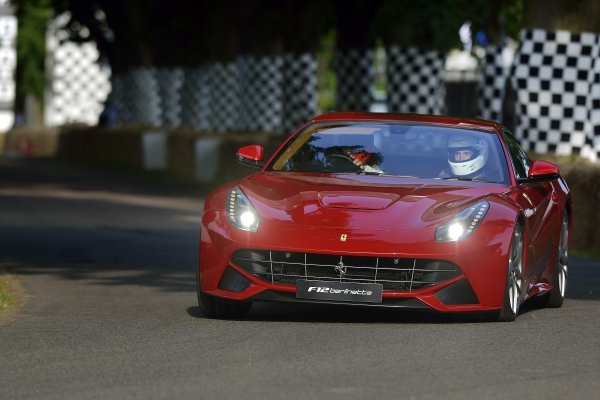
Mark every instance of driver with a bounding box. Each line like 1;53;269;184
439;134;492;180
344;149;383;173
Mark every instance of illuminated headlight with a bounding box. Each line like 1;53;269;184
226;186;260;231
435;201;489;242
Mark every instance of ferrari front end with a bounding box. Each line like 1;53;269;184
197;114;567;321
199;175;518;316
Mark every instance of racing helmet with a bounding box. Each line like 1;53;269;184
447;134;488;176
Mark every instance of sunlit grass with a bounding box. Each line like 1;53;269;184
0;277;13;316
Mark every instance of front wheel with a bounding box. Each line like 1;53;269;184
197;271;252;319
497;223;524;322
541;212;569;308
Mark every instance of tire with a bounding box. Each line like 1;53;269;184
541;212;569;308
497;223;524;322
196;271;252;319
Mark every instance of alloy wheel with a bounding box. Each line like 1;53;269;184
507;226;524;315
558;215;569;298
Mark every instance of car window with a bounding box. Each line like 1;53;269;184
502;131;530;179
268;122;511;184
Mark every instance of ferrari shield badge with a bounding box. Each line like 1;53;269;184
340;234;348;242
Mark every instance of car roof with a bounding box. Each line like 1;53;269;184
309;112;501;133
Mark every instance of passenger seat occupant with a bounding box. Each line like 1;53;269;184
439;134;492;180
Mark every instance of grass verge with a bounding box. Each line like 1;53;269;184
0;267;26;323
572;247;600;260
0;275;14;316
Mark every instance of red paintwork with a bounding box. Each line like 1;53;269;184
237;144;264;162
199;113;571;313
528;160;560;177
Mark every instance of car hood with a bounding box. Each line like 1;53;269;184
240;172;508;231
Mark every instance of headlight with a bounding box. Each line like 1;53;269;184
435;200;489;242
226;186;260;231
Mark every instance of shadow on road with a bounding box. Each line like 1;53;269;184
0;158;208;199
2;158;599;322
0;158;201;294
186;304;501;324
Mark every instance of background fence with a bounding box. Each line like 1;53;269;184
38;13;600;162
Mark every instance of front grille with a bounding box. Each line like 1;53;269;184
231;249;461;291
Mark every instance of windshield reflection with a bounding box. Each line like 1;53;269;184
269;122;510;185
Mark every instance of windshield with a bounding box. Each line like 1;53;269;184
268;122;510;184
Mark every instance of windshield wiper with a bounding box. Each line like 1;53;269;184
357;170;385;175
437;177;485;182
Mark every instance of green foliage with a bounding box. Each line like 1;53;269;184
505;0;523;39
316;30;336;112
468;0;523;43
14;0;53;111
282;1;334;54
375;0;467;50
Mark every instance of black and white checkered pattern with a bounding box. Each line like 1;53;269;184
282;53;317;133
110;68;162;127
108;72;133;124
0;13;17;105
156;68;184;128
179;66;211;130
207;62;242;132
238;55;283;132
45;14;111;127
585;46;600;162
478;45;507;122
129;68;161;127
335;49;374;111
0;9;17;130
511;29;600;159
156;56;317;134
386;46;446;115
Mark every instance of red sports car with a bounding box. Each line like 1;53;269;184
198;113;571;321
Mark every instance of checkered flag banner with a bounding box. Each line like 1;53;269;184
386;46;446;115
282;53;317;133
207;62;242;132
130;68;161;127
478;45;508;122
44;13;317;135
335;49;374;111
180;66;211;131
511;29;600;160
156;68;184;128
238;55;284;132
587;47;600;162
0;5;17;131
45;13;111;127
178;55;316;134
108;72;133;124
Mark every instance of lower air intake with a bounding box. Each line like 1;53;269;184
231;249;460;292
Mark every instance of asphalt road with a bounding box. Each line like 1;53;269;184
1;158;599;400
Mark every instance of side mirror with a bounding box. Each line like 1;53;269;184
236;145;264;168
527;160;560;178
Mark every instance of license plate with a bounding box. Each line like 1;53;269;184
296;279;383;304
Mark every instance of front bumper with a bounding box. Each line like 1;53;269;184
199;208;515;313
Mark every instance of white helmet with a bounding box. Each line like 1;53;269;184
447;134;488;176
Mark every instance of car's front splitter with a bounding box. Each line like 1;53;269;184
212;264;499;312
199;209;514;313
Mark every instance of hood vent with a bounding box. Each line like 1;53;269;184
318;193;399;210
